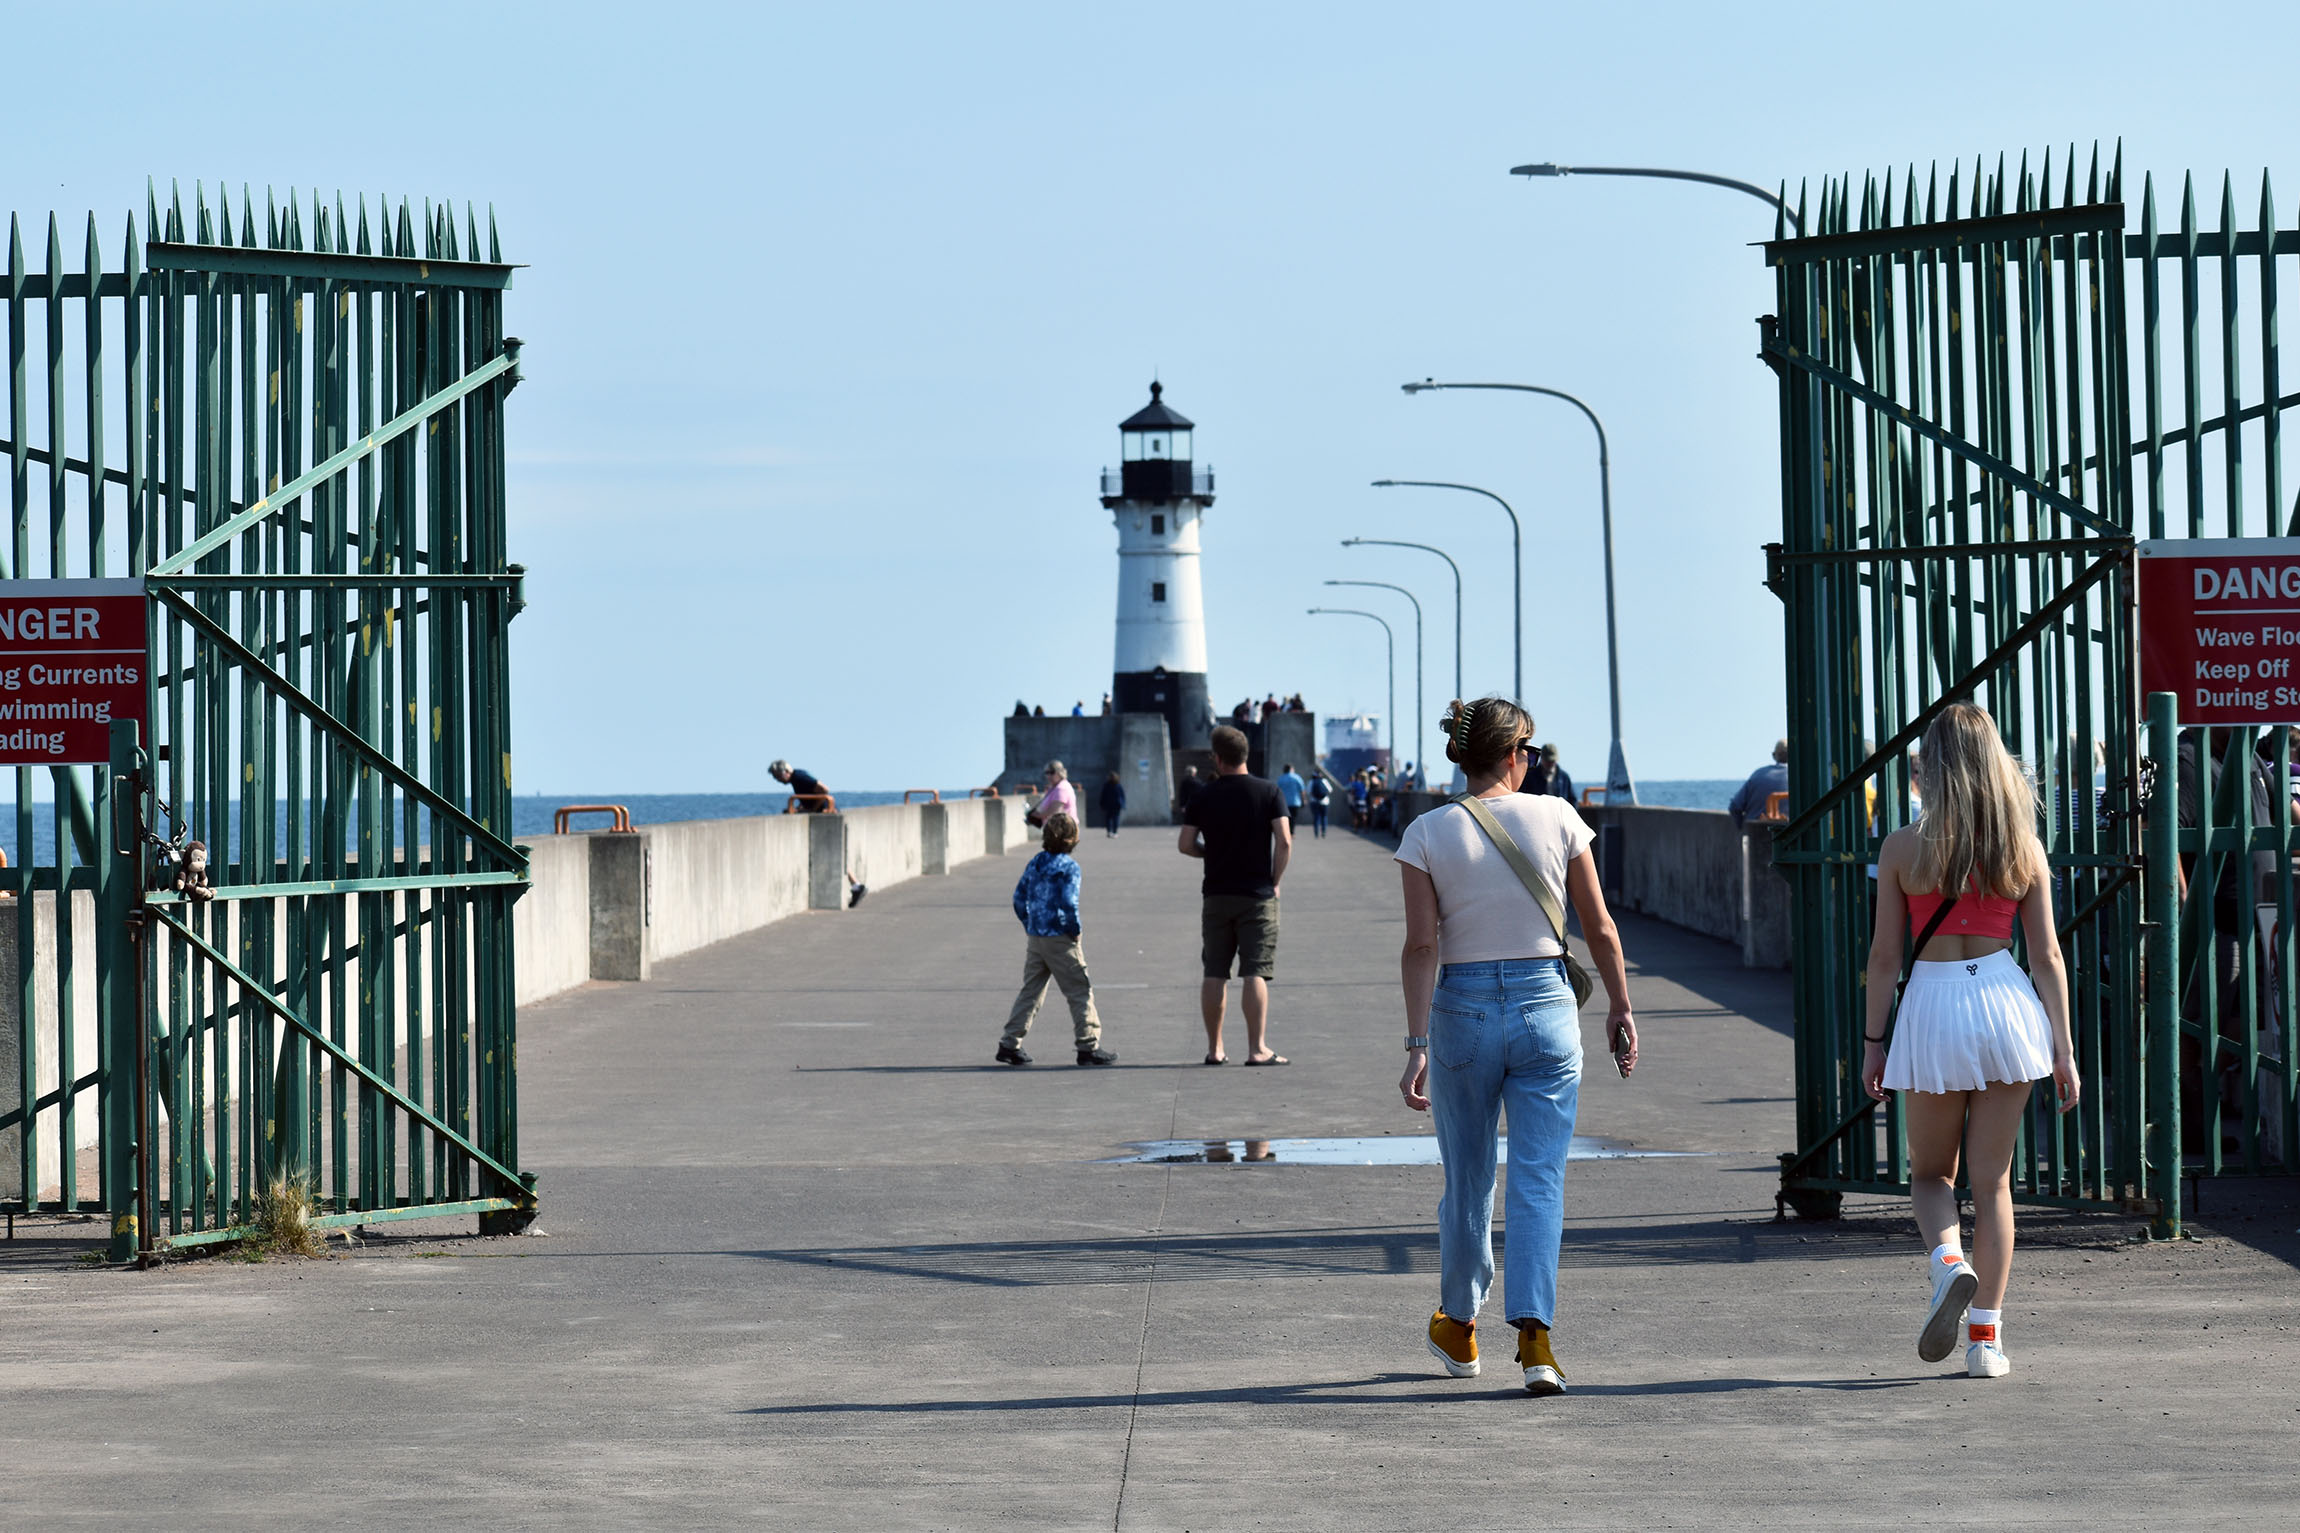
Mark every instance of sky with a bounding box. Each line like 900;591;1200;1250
4;1;2297;793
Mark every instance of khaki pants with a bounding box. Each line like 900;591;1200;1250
1003;933;1101;1046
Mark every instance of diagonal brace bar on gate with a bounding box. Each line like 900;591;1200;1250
149;907;528;1198
149;343;520;577
1772;549;2131;847
154;590;528;873
1764;340;2126;540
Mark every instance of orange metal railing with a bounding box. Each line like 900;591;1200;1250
1757;791;1790;823
781;794;838;814
554;803;634;834
1578;787;1609;806
970;787;1000;798
903;789;942;804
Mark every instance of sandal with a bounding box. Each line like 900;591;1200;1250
1243;1053;1290;1067
1202;1052;1227;1066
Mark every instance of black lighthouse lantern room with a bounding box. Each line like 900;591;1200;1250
1118;382;1196;502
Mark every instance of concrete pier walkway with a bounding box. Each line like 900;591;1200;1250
4;822;2296;1528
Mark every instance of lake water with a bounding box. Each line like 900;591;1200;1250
0;780;1746;864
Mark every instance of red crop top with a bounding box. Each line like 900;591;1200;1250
1905;886;2020;941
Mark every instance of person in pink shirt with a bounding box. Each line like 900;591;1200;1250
1027;760;1079;828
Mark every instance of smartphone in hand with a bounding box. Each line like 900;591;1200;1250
1611;1023;1633;1078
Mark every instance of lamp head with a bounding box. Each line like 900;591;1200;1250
1510;162;1568;178
1370;479;1397;487
1341;537;1361;546
1399;380;1436;394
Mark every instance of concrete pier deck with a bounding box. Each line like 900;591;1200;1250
3;823;2296;1528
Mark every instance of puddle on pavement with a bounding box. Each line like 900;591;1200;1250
1099;1135;1704;1165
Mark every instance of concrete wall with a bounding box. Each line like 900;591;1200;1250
997;713;1175;826
514;835;591;1005
643;813;815;965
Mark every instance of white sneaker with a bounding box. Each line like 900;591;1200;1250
1918;1259;1977;1363
1966;1339;2011;1378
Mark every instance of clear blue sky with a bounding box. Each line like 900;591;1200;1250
4;2;2295;792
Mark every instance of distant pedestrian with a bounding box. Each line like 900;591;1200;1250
1862;703;2075;1381
1176;765;1203;816
1100;692;1114;715
1261;693;1280;722
1179;725;1292;1066
1520;746;1574;803
998;812;1117;1067
1349;772;1370;827
1098;771;1127;837
1277;762;1307;829
1026;760;1077;829
1032;704;1045;717
769;759;831;812
1071;700;1086;717
1728;740;1791;827
1397;697;1637;1397
1231;699;1253;725
1308;773;1331;838
1287;693;1306;713
1012;700;1030;718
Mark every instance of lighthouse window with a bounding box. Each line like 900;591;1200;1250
1151;582;1167;603
1151;514;1165;535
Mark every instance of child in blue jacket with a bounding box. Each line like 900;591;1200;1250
998;812;1117;1067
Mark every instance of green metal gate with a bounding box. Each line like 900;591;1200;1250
0;183;533;1260
1767;147;2300;1239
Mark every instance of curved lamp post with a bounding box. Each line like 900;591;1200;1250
1342;537;1460;700
1325;579;1422;785
1509;162;1804;233
1400;379;1634;802
1307;607;1394;771
1371;479;1520;702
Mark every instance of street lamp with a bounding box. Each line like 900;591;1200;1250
1401;379;1635;803
1307;608;1394;772
1509;161;1803;233
1325;579;1423;786
1341;538;1461;700
1370;479;1520;701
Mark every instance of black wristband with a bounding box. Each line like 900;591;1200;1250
1863;1033;1887;1043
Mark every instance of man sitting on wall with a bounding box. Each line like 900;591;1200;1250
771;758;831;810
1727;740;1791;827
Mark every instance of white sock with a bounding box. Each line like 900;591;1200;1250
1931;1242;1965;1269
1967;1307;2001;1326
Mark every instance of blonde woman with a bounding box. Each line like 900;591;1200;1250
1396;698;1637;1395
1862;703;2079;1379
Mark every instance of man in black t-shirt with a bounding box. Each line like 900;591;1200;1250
770;759;831;810
1179;725;1293;1065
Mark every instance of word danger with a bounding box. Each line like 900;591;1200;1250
2192;564;2300;601
0;605;107;641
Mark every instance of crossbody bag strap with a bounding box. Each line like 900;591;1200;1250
1881;893;1962;1046
1452;793;1571;948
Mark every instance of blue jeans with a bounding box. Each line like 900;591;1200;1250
1427;958;1583;1328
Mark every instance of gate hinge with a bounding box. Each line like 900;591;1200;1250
1763;542;1787;602
1756;314;1786;379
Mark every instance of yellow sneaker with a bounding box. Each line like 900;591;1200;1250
1516;1323;1566;1396
1427;1310;1479;1378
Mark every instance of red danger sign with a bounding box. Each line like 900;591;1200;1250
0;580;147;764
2140;539;2300;725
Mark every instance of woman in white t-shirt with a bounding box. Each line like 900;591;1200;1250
1394;697;1637;1397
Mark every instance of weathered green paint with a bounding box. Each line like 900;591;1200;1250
1766;147;2300;1228
0;183;532;1254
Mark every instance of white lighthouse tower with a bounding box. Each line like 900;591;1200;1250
1102;382;1215;750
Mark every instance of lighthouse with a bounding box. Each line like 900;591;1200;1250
1102;382;1214;751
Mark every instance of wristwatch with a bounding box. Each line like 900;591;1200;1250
1403;1035;1429;1051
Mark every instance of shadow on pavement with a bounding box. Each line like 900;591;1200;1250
739;1214;2030;1288
740;1369;1929;1416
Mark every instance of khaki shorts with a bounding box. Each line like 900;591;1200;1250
1202;895;1279;980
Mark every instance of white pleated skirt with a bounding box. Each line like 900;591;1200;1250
1883;949;2054;1094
